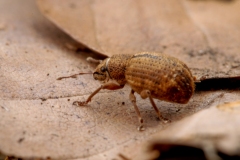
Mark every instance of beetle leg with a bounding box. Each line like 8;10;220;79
73;82;124;106
101;81;124;90
129;89;145;131
73;86;102;106
140;90;169;123
86;57;102;64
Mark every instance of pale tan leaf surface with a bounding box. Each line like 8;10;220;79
0;0;240;160
0;77;224;159
37;0;240;80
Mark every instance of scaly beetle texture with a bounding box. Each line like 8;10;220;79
62;52;195;130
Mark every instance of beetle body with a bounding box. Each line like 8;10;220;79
75;52;195;130
95;52;194;103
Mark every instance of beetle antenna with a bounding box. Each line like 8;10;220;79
57;73;92;80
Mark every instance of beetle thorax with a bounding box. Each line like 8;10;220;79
106;54;132;86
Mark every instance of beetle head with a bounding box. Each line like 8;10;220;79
93;58;110;83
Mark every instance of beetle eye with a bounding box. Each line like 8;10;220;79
100;66;106;72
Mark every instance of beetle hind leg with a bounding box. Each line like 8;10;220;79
140;90;169;123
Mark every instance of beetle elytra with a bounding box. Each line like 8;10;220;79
59;52;195;130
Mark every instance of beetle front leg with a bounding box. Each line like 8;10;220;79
86;57;102;64
73;82;124;106
129;89;145;131
73;86;102;106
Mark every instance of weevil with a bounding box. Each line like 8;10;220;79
59;52;195;130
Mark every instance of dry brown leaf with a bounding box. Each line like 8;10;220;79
141;98;240;160
37;0;240;80
0;0;240;160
